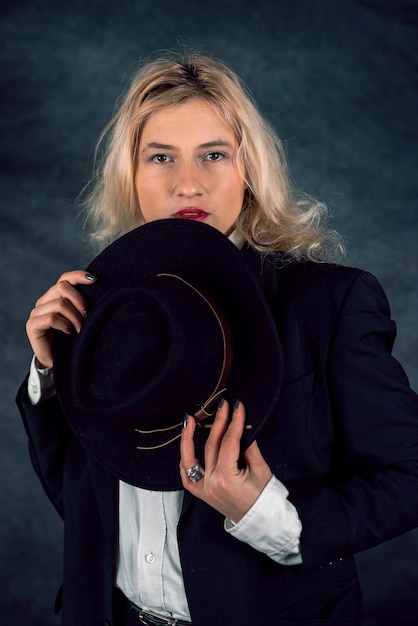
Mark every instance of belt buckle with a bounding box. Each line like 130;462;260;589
139;609;178;625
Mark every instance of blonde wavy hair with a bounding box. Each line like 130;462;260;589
83;53;344;261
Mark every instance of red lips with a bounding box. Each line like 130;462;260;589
172;208;210;221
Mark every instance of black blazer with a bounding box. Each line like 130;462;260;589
17;251;418;626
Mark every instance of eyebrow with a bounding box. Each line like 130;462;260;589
141;140;234;153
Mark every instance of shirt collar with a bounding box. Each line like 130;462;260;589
228;229;245;249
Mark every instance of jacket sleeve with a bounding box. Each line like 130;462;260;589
16;377;70;518
287;270;418;569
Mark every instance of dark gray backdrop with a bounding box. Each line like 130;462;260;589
1;1;417;624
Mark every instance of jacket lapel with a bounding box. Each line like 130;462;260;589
240;245;281;301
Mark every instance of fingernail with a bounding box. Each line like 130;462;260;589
83;309;88;318
183;413;189;428
85;273;97;281
216;397;225;410
233;398;240;412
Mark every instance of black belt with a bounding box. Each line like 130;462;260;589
114;587;192;626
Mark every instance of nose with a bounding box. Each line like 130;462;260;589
174;162;204;197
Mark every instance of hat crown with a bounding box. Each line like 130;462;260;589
84;288;169;402
71;274;231;430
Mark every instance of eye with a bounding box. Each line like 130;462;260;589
150;154;172;164
204;151;226;162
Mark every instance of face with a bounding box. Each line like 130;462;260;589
135;99;246;235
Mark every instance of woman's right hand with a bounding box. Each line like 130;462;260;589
26;270;97;369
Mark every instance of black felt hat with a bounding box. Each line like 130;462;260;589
54;219;282;490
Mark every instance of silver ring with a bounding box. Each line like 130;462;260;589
186;463;204;484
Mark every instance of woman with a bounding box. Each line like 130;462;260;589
17;54;418;626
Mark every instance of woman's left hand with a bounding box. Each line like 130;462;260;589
180;399;272;523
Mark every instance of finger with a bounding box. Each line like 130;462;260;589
242;440;262;464
242;440;272;475
57;270;98;285
27;309;81;338
204;398;230;471
29;297;86;334
179;415;200;479
35;270;94;314
36;269;96;306
54;270;97;315
180;414;197;459
215;400;246;471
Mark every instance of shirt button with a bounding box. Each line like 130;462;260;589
145;553;156;564
31;384;39;394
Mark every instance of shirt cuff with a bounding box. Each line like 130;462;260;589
27;355;55;405
224;475;302;565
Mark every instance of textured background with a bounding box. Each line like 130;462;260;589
1;1;417;624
